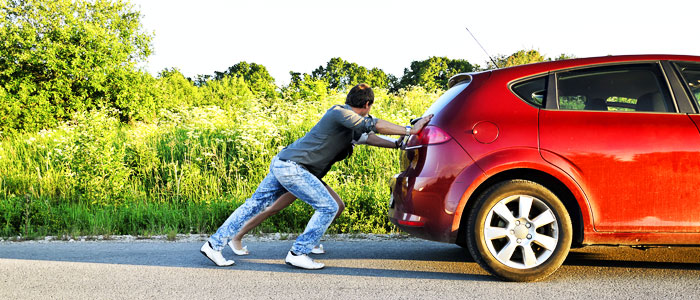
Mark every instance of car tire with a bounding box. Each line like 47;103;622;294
466;179;572;282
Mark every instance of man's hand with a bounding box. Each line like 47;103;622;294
411;114;433;135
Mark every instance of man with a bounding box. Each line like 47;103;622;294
200;83;432;269
227;130;379;256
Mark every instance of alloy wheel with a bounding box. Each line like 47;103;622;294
482;194;559;269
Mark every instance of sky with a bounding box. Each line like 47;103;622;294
129;0;700;85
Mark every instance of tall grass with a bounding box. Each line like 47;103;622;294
0;88;439;237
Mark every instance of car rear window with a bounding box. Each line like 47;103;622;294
511;76;547;107
424;80;470;116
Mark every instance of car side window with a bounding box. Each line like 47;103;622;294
676;63;700;108
511;76;547;107
556;64;675;113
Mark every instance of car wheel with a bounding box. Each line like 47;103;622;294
466;179;572;281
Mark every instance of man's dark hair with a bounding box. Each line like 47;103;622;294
345;83;374;108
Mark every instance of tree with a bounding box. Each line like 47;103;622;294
282;71;328;102
311;57;390;90
488;49;547;69
156;68;201;108
553;53;577;61
398;57;476;92
0;0;153;132
191;74;212;87
213;61;277;99
486;49;577;69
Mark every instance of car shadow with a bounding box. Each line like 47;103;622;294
564;249;700;271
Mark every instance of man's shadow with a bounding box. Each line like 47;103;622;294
0;240;698;281
0;239;492;281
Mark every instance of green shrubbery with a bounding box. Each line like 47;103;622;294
0;0;154;133
0;83;439;237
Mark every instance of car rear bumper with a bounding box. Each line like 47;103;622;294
388;140;474;243
389;177;458;243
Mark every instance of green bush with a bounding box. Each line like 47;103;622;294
0;0;153;133
0;88;434;237
213;61;279;99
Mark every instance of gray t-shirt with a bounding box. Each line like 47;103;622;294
277;104;377;178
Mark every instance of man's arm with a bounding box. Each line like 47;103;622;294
375;115;433;136
334;107;377;133
363;133;402;148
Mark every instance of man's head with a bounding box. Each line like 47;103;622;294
346;83;374;109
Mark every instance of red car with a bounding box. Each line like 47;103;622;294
389;54;700;281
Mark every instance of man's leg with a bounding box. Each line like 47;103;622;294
207;171;287;251
325;185;345;222
271;159;338;256
307;185;344;255
230;192;297;252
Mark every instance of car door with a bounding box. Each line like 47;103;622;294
539;62;700;233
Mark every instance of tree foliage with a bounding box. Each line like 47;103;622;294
213;61;277;99
0;0;153;132
282;71;328;102
398;56;476;92
156;68;200;108
487;49;576;69
156;67;256;111
311;57;391;90
553;53;577;61
0;0;576;135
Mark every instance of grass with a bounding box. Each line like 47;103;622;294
166;228;178;241
0;87;439;238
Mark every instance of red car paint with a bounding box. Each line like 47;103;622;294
389;54;700;247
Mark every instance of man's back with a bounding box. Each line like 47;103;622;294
277;104;375;177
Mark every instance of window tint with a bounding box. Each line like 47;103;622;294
511;76;546;107
424;80;469;116
556;64;674;112
677;64;700;108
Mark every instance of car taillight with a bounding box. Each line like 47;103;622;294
405;125;451;147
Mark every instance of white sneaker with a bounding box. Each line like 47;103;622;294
228;240;250;256
310;244;325;254
285;251;324;269
200;242;235;267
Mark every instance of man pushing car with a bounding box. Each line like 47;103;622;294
200;83;432;269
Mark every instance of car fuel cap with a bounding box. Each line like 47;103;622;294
471;121;499;144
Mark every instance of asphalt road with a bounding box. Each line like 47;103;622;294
0;237;699;299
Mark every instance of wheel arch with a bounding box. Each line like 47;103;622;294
455;168;585;248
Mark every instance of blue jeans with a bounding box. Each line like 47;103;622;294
208;156;338;255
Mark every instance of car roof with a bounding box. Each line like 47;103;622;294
492;54;700;78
